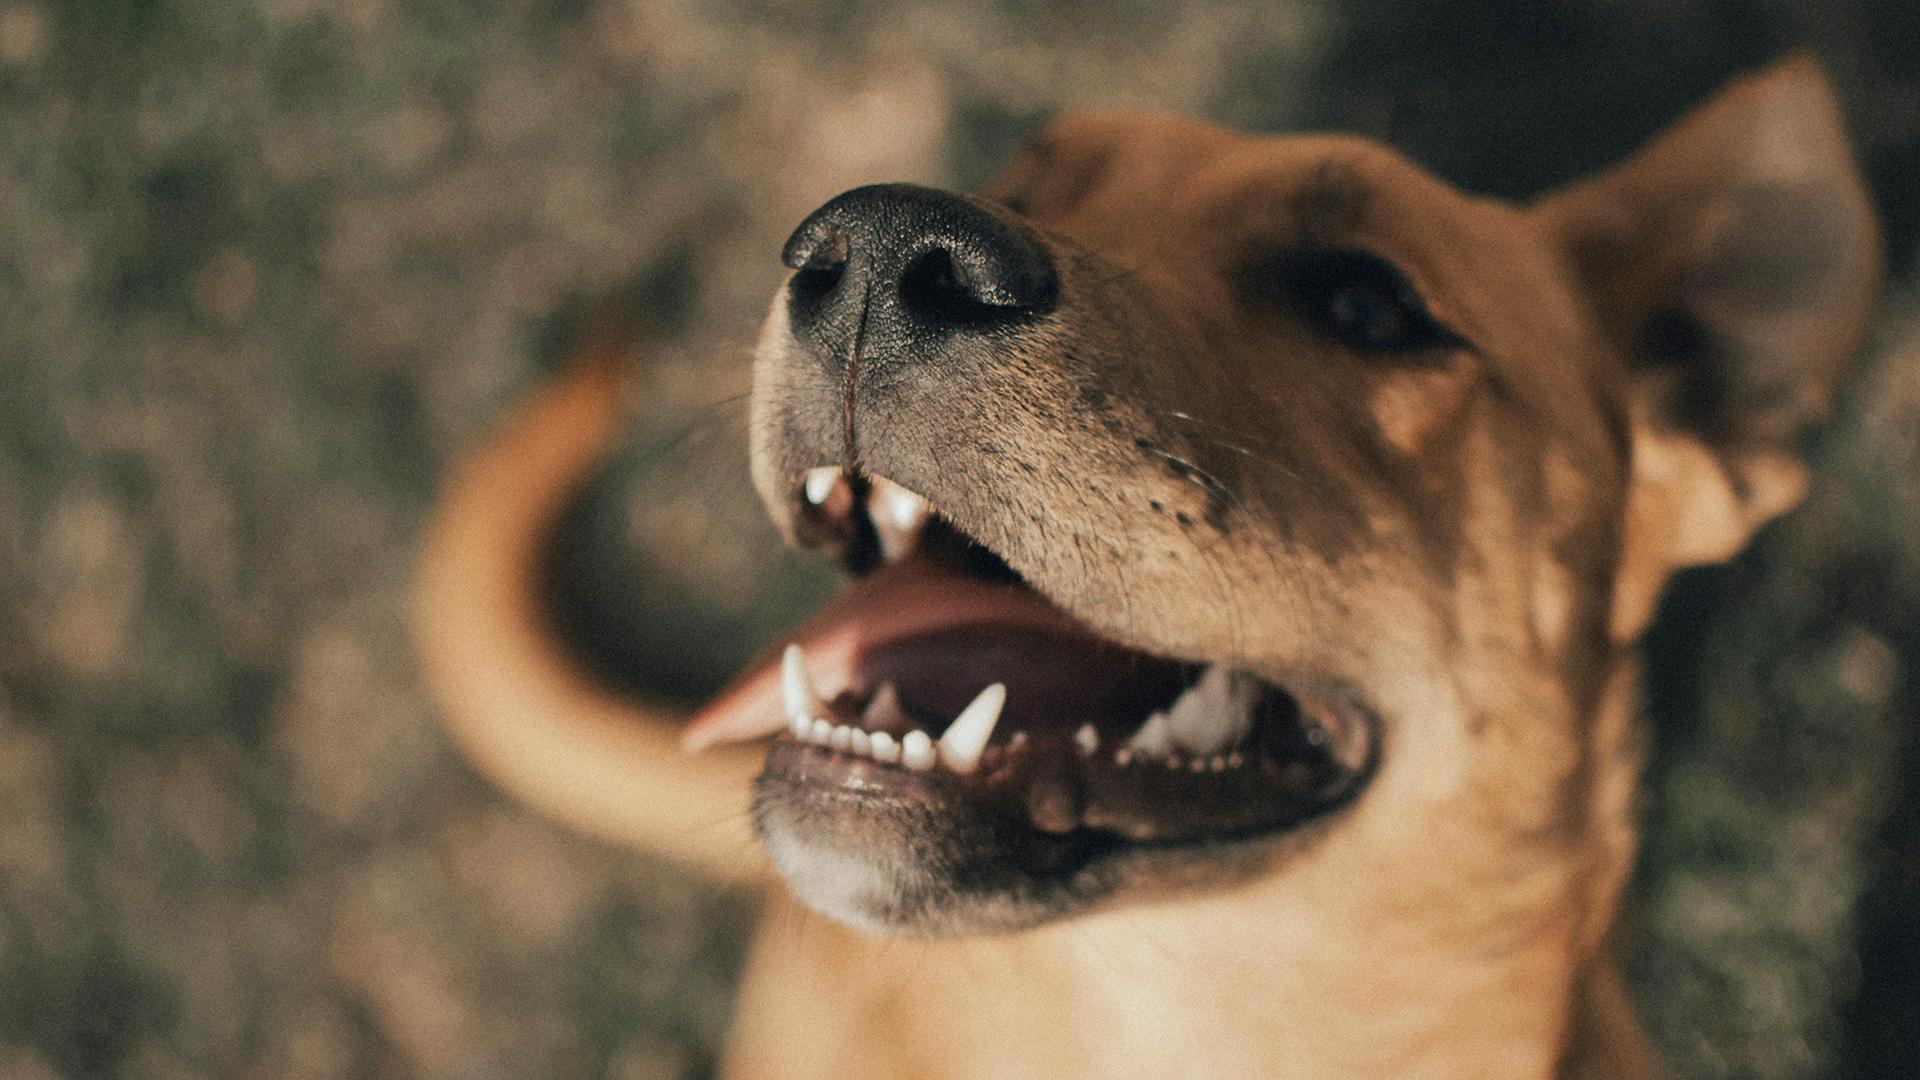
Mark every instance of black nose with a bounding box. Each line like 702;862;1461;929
781;183;1057;358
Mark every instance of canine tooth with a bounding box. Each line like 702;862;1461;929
901;730;936;771
829;725;853;751
809;719;832;745
1125;711;1175;757
782;645;823;733
1074;724;1099;757
938;684;1006;773
870;731;900;764
850;729;872;757
803;467;843;505
1165;665;1252;756
867;477;932;562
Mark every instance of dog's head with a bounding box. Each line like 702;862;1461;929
687;57;1879;938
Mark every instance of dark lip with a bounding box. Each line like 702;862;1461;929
754;699;1379;935
761;673;1379;846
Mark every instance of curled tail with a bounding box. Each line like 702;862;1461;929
413;345;768;884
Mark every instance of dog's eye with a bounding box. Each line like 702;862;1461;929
1245;249;1465;354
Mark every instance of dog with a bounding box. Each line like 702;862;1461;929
414;55;1881;1079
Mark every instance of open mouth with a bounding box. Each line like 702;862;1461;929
684;469;1377;925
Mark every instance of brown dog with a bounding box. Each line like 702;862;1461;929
416;56;1880;1079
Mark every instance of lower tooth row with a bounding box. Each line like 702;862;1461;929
794;717;932;767
781;645;1003;774
796;713;907;761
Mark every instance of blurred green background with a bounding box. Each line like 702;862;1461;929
1;1;1916;1077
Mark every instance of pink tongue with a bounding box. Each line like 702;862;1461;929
681;555;1088;753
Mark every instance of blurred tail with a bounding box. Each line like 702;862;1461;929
413;341;767;885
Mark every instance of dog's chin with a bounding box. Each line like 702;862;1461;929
752;723;1375;936
753;752;1121;936
690;470;1378;936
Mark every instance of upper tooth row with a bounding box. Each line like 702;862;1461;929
782;645;1004;774
802;469;931;563
1125;664;1254;758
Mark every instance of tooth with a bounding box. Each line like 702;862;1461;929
804;467;843;505
782;645;823;734
850;729;872;756
901;730;936;771
829;725;853;752
868;477;931;562
1209;754;1227;772
937;684;1006;773
1125;711;1175;757
809;719;831;745
1164;665;1252;756
864;682;906;726
1074;724;1099;757
1115;748;1133;767
870;731;900;764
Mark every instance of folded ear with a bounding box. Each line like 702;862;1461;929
1535;54;1882;639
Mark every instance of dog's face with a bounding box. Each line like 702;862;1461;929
687;58;1878;938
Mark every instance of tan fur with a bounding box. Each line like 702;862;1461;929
413;56;1880;1079
413;346;768;884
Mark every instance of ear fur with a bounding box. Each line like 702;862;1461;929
1535;54;1882;639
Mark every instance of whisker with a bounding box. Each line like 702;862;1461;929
1129;408;1334;644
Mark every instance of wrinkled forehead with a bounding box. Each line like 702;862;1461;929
990;109;1614;441
995;111;1470;247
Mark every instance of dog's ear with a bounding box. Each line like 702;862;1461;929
1535;54;1882;639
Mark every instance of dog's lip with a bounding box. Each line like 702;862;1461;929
760;706;1363;843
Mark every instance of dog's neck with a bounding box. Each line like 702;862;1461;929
723;652;1654;1080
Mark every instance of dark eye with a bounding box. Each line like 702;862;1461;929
1243;248;1466;354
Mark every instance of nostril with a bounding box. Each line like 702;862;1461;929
786;228;851;322
898;250;1004;327
790;260;845;304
